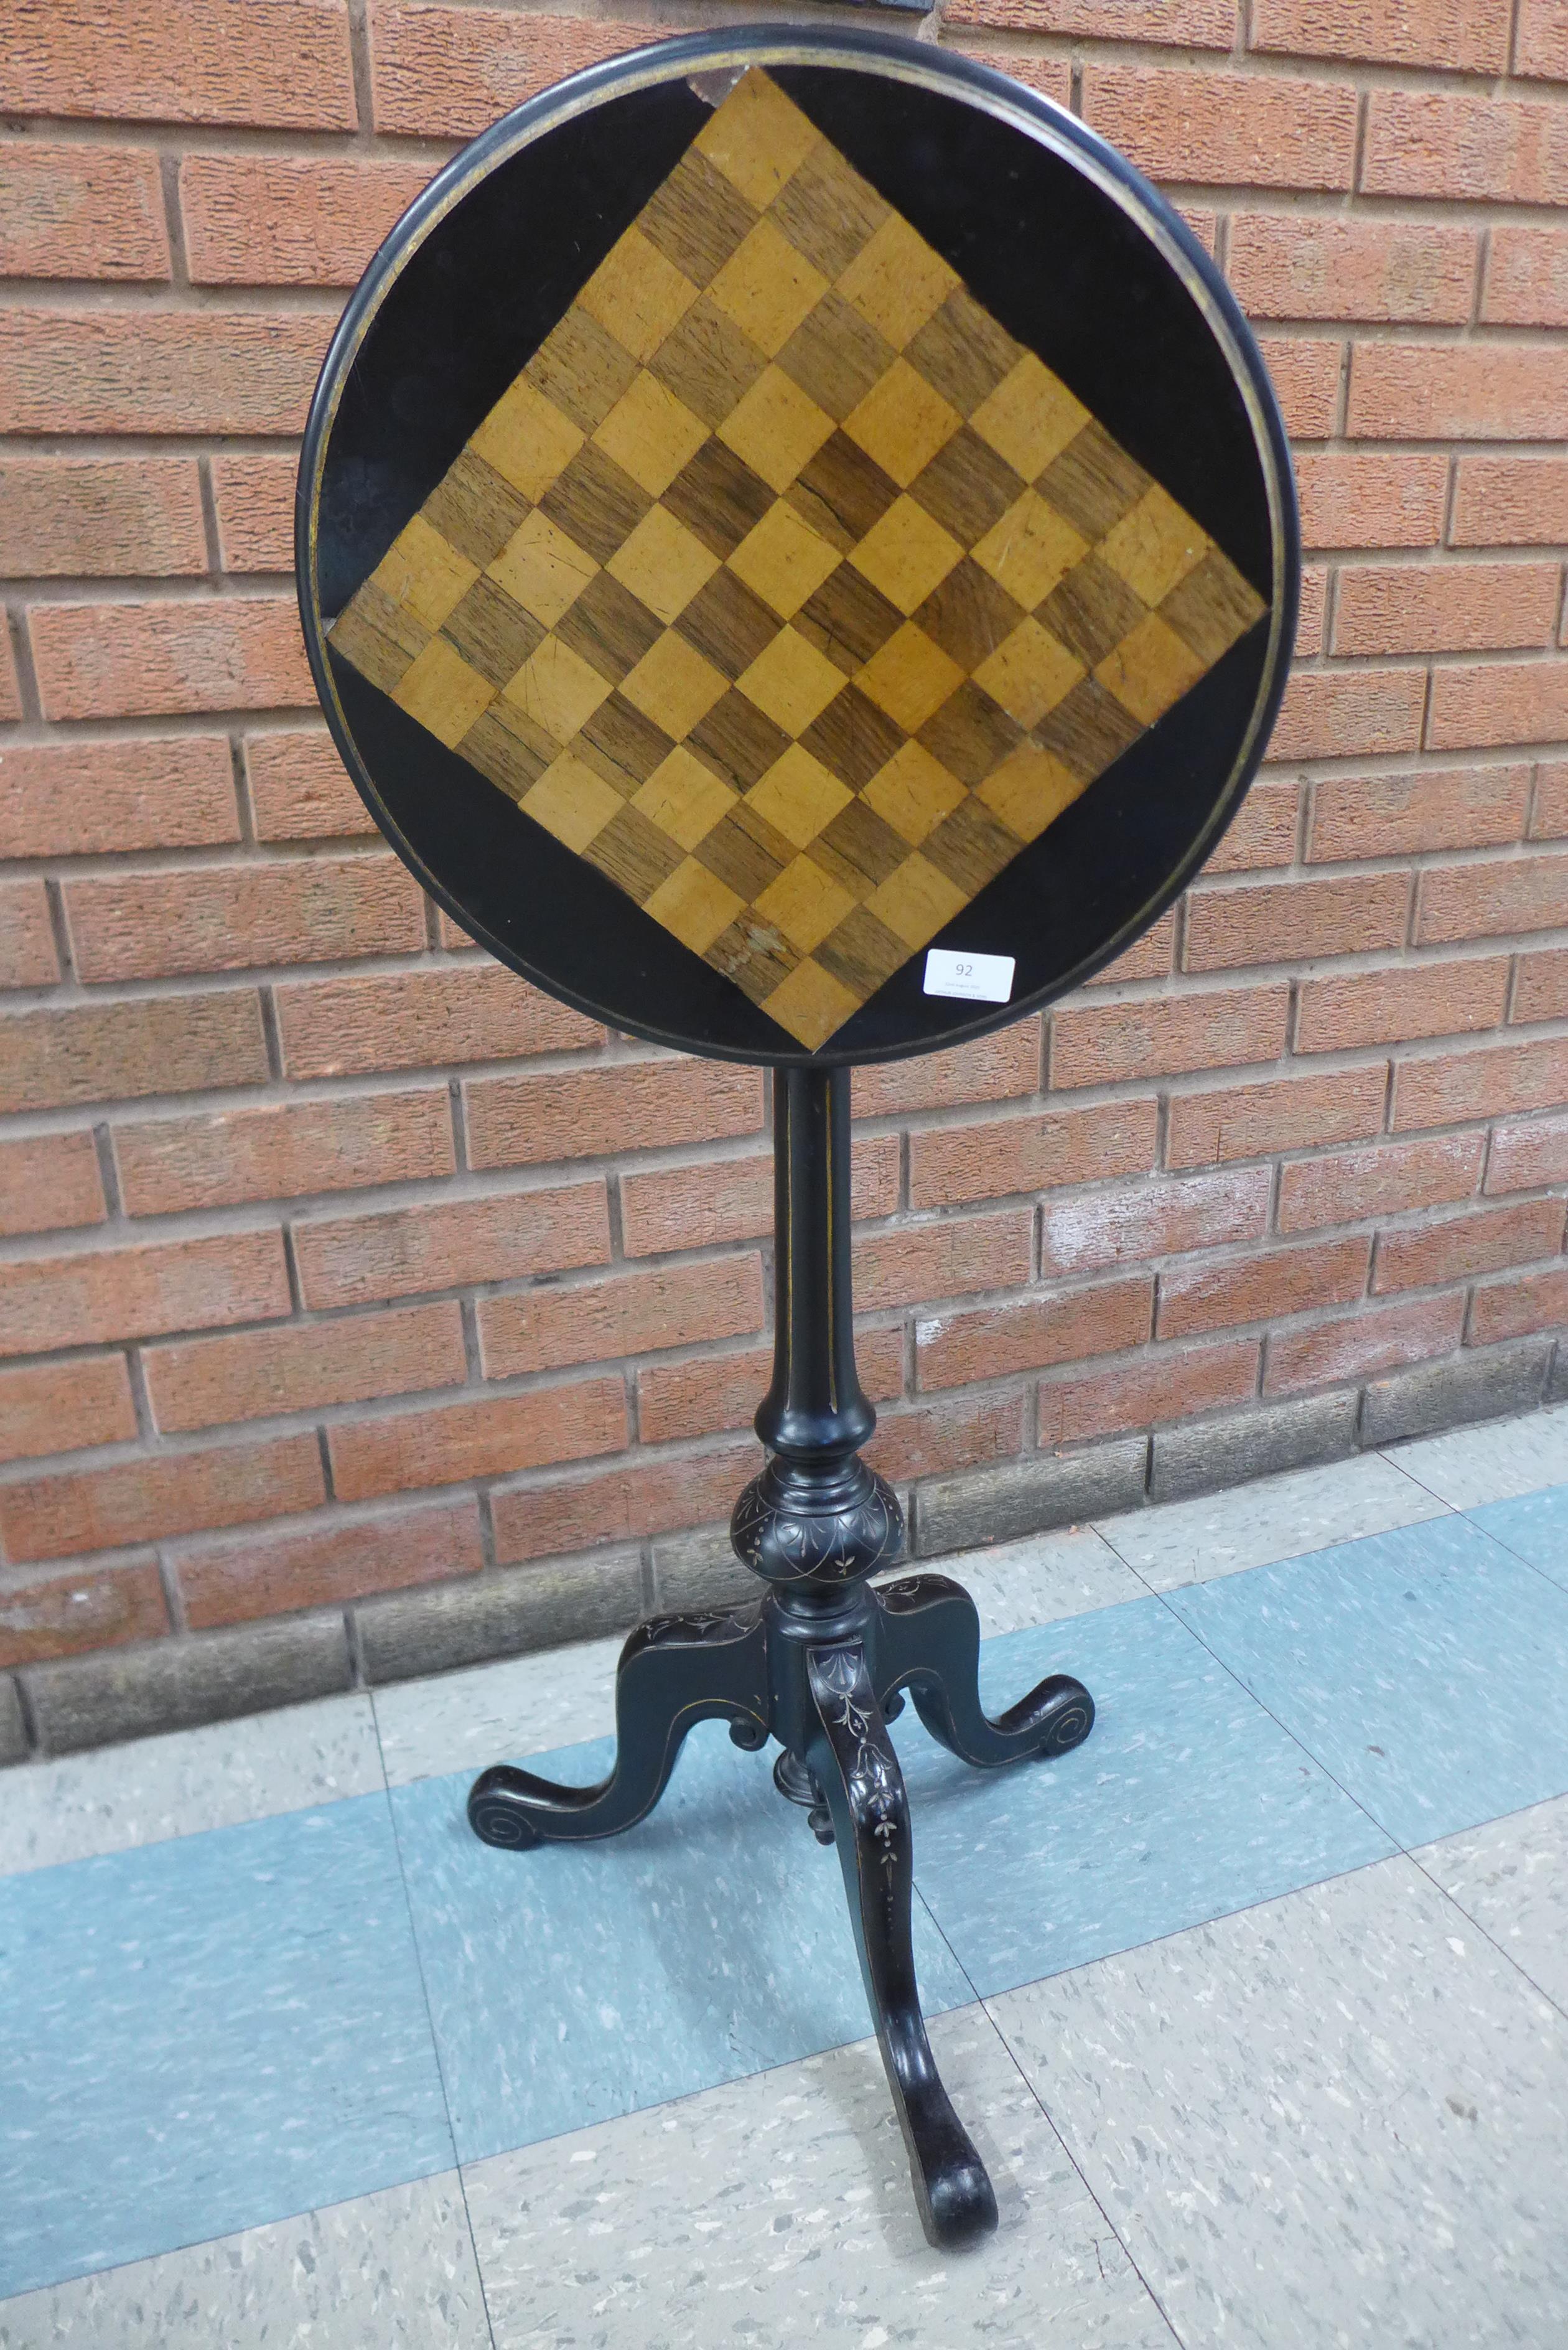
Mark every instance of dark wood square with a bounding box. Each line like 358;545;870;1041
814;903;911;996
1037;421;1152;540
638;148;759;286
675;566;781;681
905;288;1018;416
785;429;902;555
1032;673;1146;779
694;795;793;896
913;559;1025;672
777;291;897;423
908;426;1025;550
920;794;1022;893
576;690;677;793
917;680;1022;786
581;802;689;900
530;306;640;433
818;795;910;889
706;914;797;1003
1038;554;1148;669
689;686;793;789
795;563;905;676
459;701;553;798
555;569;665;685
648;294;768;429
771;144;889;281
422;450;532;568
440;575;546;685
800;681;907;789
539;443;653;568
663;437;776;559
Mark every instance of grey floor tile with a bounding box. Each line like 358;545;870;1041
1416;1795;1568;2016
992;1855;1568;2350
373;1637;623;1787
0;2172;492;2349
464;2002;1175;2350
1094;1451;1449;1590
904;1525;1147;1636
1384;1399;1568;1510
0;1695;383;1878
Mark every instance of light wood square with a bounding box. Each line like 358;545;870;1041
744;744;852;847
521;753;625;852
707;217;829;360
620;627;728;736
470;375;585;502
862;739;968;845
838;213;960;350
716;365;836;494
976;743;1088;843
855;620;966;734
502;632;613;745
970;353;1090;484
1095;610;1208;725
373;513;480;635
391;635;495;747
864;850;968;948
843;359;962;490
849;495;964;617
578;227;699;367
972;489;1087;611
694;69;821;212
645;853;746;953
754;851;857;954
632;744;737;850
1098;482;1210;607
487;509;599;628
606;503;722;624
727;500;841;619
737;626;846;736
761;954;861;1049
973;616;1084;729
592;372;710;497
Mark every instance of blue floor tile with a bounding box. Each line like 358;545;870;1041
1169;1515;1568;1849
894;1595;1394;2000
0;1795;452;2301
390;1719;975;2164
1468;1481;1568;1591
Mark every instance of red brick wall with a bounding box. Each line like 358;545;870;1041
1;0;1566;1755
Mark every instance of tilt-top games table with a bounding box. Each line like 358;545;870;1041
297;26;1298;2252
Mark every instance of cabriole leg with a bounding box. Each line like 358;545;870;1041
805;1637;998;2253
874;1574;1094;1767
467;1607;768;1850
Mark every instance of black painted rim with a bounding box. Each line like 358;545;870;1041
296;24;1300;1067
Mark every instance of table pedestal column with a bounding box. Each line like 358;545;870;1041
468;1065;1095;2250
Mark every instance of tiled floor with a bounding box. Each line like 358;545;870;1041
4;1402;1568;2346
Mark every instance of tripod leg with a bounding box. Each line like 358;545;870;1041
805;1639;997;2253
875;1575;1094;1768
468;1606;769;1850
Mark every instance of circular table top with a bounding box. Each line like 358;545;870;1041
297;25;1299;1066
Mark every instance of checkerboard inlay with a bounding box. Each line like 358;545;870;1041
330;68;1267;1046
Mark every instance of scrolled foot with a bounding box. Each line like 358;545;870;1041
806;1638;999;2252
467;1605;768;1850
875;1574;1096;1771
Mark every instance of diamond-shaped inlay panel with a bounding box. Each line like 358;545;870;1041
330;68;1266;1047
